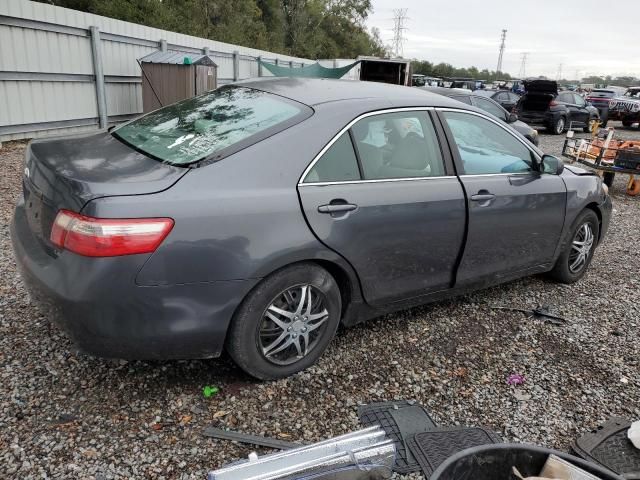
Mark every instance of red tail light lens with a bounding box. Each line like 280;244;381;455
50;210;174;257
549;100;558;106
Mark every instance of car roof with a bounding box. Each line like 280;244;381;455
236;77;465;109
473;90;498;97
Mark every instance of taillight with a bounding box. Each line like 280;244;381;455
50;210;174;257
549;100;558;106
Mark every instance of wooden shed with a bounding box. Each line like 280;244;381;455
139;51;218;112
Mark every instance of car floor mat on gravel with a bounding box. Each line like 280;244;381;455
572;417;640;480
406;427;502;478
358;401;437;474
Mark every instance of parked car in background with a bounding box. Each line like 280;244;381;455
422;86;539;145
586;89;618;126
474;89;521;112
516;80;600;134
11;78;611;380
608;87;640;128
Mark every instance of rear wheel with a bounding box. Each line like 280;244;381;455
227;263;341;380
622;119;633;127
548;209;599;284
551;116;566;135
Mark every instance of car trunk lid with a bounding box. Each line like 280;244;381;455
523;80;558;94
23;131;188;247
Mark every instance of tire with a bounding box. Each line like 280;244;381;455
226;263;341;380
622;119;632;127
603;172;615;188
551;116;566;135
548;209;600;284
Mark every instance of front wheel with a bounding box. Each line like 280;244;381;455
548;209;600;284
551;116;566;135
226;263;341;380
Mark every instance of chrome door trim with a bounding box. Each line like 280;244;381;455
300;175;458;187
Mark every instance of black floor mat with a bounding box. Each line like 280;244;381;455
358;401;437;474
572;417;640;480
407;427;502;478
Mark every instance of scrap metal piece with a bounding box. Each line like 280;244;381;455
202;427;303;450
207;427;395;480
492;305;567;325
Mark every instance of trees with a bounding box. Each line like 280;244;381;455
35;0;386;58
412;60;512;82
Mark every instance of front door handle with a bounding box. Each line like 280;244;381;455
470;193;496;202
318;203;358;214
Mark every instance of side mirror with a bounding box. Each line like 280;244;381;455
541;154;564;175
507;112;518;123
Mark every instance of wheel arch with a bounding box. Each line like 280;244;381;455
225;255;365;344
584;202;603;242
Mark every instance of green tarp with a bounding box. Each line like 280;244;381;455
259;60;360;79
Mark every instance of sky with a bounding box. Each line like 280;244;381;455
366;0;640;79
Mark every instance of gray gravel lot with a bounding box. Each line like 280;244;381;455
1;123;639;479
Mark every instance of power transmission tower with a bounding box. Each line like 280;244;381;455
391;8;408;58
556;63;563;81
496;29;507;74
518;52;529;78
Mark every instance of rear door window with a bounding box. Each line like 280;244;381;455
557;93;574;104
114;86;312;166
351;111;446;179
303;133;361;183
443;111;535;175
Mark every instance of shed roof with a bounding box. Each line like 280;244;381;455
139;51;217;66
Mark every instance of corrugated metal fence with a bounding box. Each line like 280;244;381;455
0;0;312;141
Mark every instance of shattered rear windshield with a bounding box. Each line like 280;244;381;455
113;86;311;166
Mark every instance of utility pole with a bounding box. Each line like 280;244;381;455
391;8;408;58
496;29;507;74
556;63;563;81
518;52;529;78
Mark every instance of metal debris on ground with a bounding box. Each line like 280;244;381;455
202;427;303;450
492;305;568;325
207;426;395;480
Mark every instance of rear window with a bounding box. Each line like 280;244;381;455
113;86;311;166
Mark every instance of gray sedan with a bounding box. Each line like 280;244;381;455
11;78;611;380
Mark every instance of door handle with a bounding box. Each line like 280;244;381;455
318;203;358;214
470;193;496;202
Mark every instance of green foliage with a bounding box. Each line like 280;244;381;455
412;59;513;82
36;0;387;58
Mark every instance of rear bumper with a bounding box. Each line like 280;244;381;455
10;201;258;360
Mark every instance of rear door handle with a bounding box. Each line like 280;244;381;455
318;203;358;214
470;193;496;202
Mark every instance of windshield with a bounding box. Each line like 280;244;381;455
624;89;640;98
113;86;311;166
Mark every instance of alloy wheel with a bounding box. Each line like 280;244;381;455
568;223;594;274
556;118;565;134
258;285;330;366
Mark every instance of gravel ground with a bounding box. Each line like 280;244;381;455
1;123;639;479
